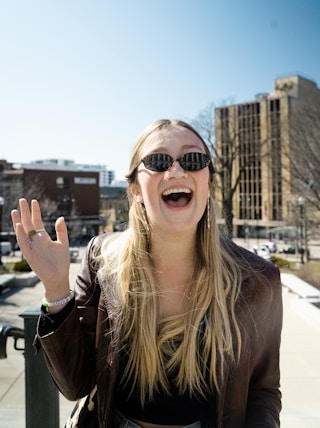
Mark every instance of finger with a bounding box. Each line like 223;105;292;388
11;211;29;251
55;217;69;246
19;198;34;232
15;222;29;243
12;222;31;255
31;199;45;230
11;209;22;234
11;208;29;250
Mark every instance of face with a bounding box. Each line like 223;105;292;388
133;125;210;235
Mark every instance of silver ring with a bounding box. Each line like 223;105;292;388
36;228;46;233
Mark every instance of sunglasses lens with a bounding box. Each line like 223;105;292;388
180;153;210;171
143;153;173;172
141;153;210;172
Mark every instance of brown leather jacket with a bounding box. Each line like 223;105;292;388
37;235;282;427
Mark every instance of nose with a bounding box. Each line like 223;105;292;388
165;159;188;178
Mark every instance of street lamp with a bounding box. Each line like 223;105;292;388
297;196;304;265
0;196;4;269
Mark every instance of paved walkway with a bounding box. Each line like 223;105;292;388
0;262;79;427
280;284;320;427
1;261;320;427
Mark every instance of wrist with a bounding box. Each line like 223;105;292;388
42;290;74;313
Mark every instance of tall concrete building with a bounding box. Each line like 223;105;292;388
214;75;320;238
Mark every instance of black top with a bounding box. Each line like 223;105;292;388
38;300;216;425
114;346;216;425
38;299;215;425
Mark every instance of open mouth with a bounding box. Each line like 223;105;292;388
162;188;192;208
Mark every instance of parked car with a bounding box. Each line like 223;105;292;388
279;246;309;256
253;241;277;255
265;241;277;253
252;243;271;260
69;248;80;263
0;241;12;256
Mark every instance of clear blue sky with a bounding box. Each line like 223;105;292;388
1;0;319;181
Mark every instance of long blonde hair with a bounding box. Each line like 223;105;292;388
99;119;242;404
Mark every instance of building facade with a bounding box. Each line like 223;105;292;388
0;159;128;242
1;165;103;245
215;75;320;238
21;159;115;186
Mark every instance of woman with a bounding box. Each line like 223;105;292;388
11;119;282;427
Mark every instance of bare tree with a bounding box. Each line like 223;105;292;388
281;98;320;239
285;98;320;209
0;173;57;233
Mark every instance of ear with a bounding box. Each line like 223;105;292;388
130;184;143;203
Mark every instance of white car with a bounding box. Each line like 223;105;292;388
265;241;277;253
0;241;12;256
69;248;80;263
252;244;271;260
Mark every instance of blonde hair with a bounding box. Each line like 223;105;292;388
98;119;242;404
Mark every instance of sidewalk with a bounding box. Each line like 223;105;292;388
0;262;79;428
280;285;320;427
1;264;320;427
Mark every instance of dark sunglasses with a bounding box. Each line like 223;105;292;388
139;152;211;173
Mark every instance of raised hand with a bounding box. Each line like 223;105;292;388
11;199;71;303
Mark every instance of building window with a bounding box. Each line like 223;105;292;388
269;99;282;221
56;177;70;189
238;102;262;221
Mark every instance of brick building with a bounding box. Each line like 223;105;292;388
1;165;103;245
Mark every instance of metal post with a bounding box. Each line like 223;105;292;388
298;197;305;265
304;209;309;263
20;307;59;428
300;204;304;264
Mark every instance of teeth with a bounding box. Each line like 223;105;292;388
162;188;191;196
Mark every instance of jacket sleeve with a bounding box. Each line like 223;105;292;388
37;236;103;401
245;263;283;427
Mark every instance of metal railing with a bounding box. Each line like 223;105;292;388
0;307;59;428
0;324;24;358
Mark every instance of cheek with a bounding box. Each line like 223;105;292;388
138;174;159;205
199;189;209;211
198;171;210;195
